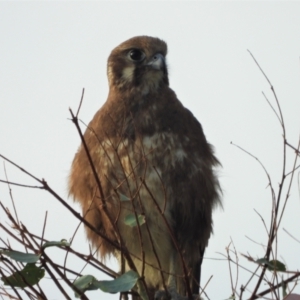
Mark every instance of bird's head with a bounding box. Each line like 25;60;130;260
107;36;169;95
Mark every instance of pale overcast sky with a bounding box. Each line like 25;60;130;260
0;2;299;300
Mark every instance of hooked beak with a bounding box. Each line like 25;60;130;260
147;53;165;70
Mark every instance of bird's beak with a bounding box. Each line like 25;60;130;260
147;53;165;70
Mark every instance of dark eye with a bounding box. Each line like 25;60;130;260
128;49;145;62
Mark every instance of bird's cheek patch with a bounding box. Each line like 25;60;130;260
122;66;135;83
107;65;114;85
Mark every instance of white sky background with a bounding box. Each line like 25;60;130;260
0;1;300;299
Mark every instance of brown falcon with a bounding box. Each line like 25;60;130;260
69;36;221;300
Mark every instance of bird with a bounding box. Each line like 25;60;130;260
69;36;221;300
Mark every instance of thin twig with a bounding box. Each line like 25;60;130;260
75;88;85;117
41;211;48;249
226;242;235;297
3;163;20;226
283;228;300;244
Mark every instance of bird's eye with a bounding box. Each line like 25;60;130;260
128;49;145;62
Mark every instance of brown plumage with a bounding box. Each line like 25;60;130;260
69;36;221;300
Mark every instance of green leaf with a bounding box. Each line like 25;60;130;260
96;270;139;293
256;258;268;265
256;258;286;272
124;214;145;227
42;239;70;249
73;275;99;297
267;260;286;272
282;281;287;298
1;250;40;263
73;271;139;297
1;263;45;287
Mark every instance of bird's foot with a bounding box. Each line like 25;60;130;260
154;288;201;300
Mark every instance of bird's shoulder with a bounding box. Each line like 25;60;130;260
86;86;206;144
